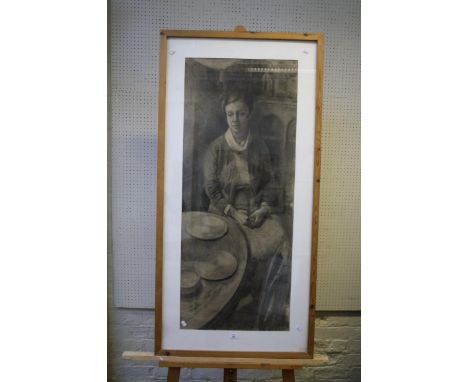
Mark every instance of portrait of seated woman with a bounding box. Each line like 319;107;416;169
202;90;292;330
180;58;298;331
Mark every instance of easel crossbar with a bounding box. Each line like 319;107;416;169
122;351;329;369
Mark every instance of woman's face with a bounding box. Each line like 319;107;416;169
225;100;251;141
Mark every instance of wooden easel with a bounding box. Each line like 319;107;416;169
123;352;329;382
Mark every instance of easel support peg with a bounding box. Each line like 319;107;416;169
167;367;180;382
224;368;237;382
282;369;295;382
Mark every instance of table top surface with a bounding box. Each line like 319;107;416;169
180;211;249;329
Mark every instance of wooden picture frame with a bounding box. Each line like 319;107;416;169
155;29;323;359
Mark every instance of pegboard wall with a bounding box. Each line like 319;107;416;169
110;0;360;310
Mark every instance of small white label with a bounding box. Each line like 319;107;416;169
169;50;176;55
181;320;187;327
303;50;309;55
295;325;302;332
229;333;239;340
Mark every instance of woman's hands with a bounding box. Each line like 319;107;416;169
228;206;249;225
247;206;270;228
228;205;270;228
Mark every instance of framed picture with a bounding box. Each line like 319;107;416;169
155;29;323;358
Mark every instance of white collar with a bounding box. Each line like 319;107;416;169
225;129;250;152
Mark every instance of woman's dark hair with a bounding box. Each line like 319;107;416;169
220;91;255;114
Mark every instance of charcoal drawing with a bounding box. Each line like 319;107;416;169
180;58;298;331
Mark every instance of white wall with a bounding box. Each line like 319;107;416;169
110;0;361;311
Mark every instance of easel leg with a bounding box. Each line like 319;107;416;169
224;368;237;382
167;367;180;382
282;369;295;382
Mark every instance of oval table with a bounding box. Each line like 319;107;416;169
180;211;249;329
